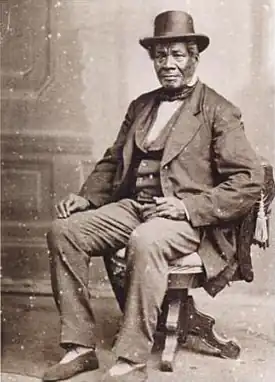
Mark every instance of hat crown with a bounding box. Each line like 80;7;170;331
139;10;210;53
154;11;195;37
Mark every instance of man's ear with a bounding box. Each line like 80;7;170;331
192;55;200;70
194;55;200;64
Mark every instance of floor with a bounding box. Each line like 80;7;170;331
1;287;275;382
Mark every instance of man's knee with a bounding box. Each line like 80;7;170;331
47;217;80;251
126;224;168;275
126;219;200;262
47;213;93;256
48;218;70;241
127;224;161;254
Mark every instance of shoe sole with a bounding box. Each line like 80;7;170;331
101;366;148;382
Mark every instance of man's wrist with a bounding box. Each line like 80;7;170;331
87;200;97;209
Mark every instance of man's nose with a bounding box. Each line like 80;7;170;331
163;54;176;68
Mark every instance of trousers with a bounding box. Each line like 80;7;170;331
47;198;201;363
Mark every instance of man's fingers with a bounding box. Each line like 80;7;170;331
155;211;169;218
153;197;167;205
64;194;79;214
55;205;62;218
141;203;153;211
66;200;78;214
65;194;76;207
55;194;90;218
55;195;75;218
155;203;170;213
64;200;77;216
156;210;179;220
56;202;69;218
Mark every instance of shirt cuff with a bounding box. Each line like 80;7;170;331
180;200;190;221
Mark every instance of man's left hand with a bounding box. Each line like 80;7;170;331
153;196;188;220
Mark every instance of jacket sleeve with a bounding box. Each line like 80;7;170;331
183;104;264;227
78;100;136;207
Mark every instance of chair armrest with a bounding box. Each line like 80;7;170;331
253;157;275;247
235;158;275;282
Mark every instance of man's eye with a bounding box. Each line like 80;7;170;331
155;53;166;59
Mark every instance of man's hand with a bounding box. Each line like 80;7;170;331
141;196;188;220
153;196;187;220
55;193;91;219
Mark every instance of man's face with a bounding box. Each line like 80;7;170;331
153;42;197;90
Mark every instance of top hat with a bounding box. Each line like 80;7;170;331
139;11;210;53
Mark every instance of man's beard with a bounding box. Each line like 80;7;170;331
180;58;197;86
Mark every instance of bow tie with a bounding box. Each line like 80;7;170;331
158;83;196;102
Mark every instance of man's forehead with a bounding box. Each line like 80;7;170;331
154;42;188;51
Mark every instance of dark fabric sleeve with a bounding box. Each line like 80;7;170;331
78;100;136;207
183;104;264;227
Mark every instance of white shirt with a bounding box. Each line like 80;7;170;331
145;100;183;145
146;75;198;145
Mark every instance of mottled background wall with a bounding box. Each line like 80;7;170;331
1;0;274;296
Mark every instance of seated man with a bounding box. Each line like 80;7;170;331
43;10;263;382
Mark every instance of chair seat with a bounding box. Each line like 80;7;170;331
168;252;203;274
114;249;204;277
168;252;204;289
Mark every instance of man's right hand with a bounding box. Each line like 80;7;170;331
55;193;91;218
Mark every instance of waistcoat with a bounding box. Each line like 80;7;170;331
129;102;177;202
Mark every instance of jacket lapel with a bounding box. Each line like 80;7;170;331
161;81;204;167
121;95;157;181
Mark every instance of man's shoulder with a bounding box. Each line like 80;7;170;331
132;88;161;106
202;83;240;113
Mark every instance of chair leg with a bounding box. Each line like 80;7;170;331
178;295;241;359
160;289;188;372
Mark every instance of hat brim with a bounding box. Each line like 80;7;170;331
139;34;210;53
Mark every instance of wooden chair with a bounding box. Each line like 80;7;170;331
104;159;275;372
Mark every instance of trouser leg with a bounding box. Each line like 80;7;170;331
114;217;201;363
47;199;141;348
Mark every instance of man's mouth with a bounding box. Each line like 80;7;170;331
161;75;178;80
161;73;177;77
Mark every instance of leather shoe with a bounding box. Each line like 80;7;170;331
42;350;99;381
101;361;148;382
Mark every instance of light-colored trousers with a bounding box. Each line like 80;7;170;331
47;198;201;363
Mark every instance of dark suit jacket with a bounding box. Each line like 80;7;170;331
79;80;264;296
